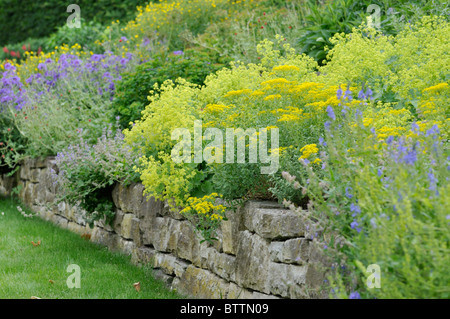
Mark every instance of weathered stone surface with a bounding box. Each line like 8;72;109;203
29;168;41;183
244;207;305;240
67;221;91;235
117;238;135;255
176;221;201;265
139;197;164;246
136;195;163;219
269;238;311;265
251;291;281;299
50;214;69;229
226;282;253;299
159;200;185;220
0;172;18;197
131;246;156;266
91;226;120;250
120;213;141;246
202;247;237;282
113;183;147;214
175;265;231;299
266;262;308;298
220;205;244;255
235;230;271;293
111;209;124;232
151;216;182;253
152;269;175;287
153;252;189;278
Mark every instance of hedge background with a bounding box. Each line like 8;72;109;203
0;0;149;46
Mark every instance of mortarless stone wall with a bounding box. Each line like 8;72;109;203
0;157;328;299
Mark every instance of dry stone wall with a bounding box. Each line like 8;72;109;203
0;157;328;299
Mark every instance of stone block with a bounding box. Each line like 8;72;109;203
269;238;311;265
235;230;271;293
175;265;231;299
203;247;237;282
266;262;307;298
151;216;182;253
244;207;305;240
120;213;141;245
153;252;189;278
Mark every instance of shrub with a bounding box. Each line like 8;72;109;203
288;83;450;298
125;17;449;252
0;38;44;62
0;50;138;167
318;16;450;106
52;124;140;227
43;19;105;53
297;0;450;65
0;0;147;46
112;49;228;128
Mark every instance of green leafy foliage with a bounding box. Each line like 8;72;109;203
0;0;148;46
52;125;140;227
112;49;228;128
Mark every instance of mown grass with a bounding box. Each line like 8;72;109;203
0;197;182;299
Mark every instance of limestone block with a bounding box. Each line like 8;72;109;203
51;214;69;229
91;226;120;250
203;247;237;282
120;213;141;245
269;238;311;265
29;168;41;183
131;246;157;266
176;221;201;265
244;207;305;240
111;209;124;233
67;221;91;235
175;265;231;299
153;252;189;278
265;262;308;298
220;206;244;255
226;282;253;299
151;216;182;253
117;238;136;255
234;230;271;293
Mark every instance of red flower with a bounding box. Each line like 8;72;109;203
2;47;8;54
22;44;27;51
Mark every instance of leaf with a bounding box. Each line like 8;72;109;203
133;282;141;292
31;240;41;247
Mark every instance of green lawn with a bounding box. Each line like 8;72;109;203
0;198;182;299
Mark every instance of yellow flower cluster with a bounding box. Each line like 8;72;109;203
203;103;230;113
272;65;300;72
299;144;319;159
124;0;253;42
180;193;226;221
